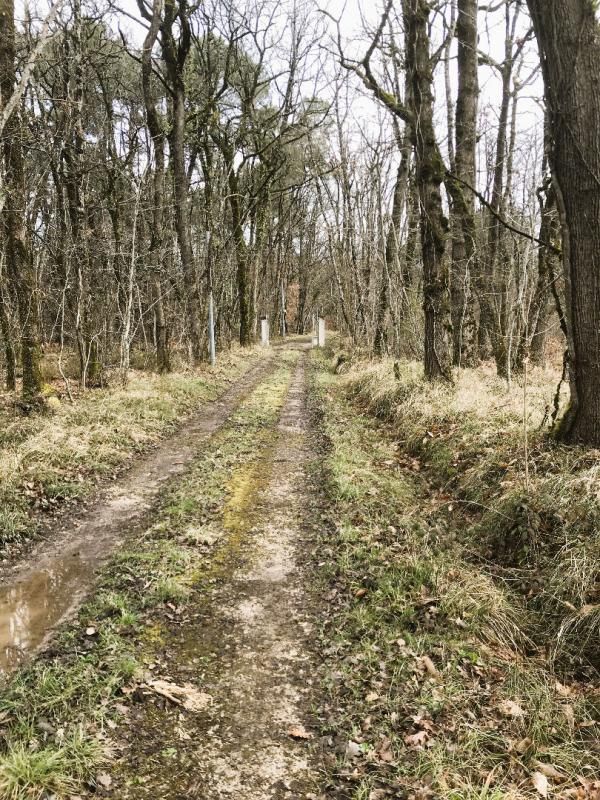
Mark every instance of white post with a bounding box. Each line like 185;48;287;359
280;281;286;337
208;289;216;366
318;317;326;347
261;316;270;347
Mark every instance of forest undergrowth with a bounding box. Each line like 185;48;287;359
312;345;600;799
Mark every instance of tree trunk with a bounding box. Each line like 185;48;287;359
374;158;408;355
404;0;452;381
139;0;171;373
447;0;478;367
161;0;203;363
0;267;16;390
0;0;43;402
527;0;600;445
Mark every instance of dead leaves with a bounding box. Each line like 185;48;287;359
287;724;313;740
498;699;525;718
403;715;436;750
534;762;566;781
533;771;549;797
96;772;112;790
418;655;440;679
403;730;428;748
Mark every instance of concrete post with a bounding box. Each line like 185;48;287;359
318;317;326;347
208;290;216;366
260;316;270;347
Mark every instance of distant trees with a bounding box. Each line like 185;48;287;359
0;0;329;392
340;0;453;381
1;0;600;448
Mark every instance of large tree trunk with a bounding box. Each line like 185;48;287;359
0;0;43;402
527;0;600;445
447;0;478;367
404;0;452;381
61;2;102;388
162;0;203;363
139;0;171;373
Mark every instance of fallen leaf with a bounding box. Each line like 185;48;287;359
346;740;361;757
498;699;525;718
404;730;428;748
96;772;112;789
514;737;533;753
555;680;573;697
287;724;313;740
365;692;379;703
143;679;212;712
533;772;549;798
533;761;565;781
420;656;440;677
175;725;192;741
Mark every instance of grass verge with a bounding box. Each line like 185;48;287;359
310;349;600;799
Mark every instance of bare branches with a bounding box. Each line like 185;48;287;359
322;0;413;126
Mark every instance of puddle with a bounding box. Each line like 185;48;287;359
0;550;94;675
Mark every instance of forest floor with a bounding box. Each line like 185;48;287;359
0;339;599;799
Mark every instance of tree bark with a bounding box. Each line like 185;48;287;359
0;0;43;402
161;0;203;363
447;0;478;367
374;158;408;355
139;0;171;373
527;0;600;445
403;0;452;381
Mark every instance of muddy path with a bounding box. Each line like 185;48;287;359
0;354;280;675
112;351;322;799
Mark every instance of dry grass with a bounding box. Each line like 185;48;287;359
336;352;600;670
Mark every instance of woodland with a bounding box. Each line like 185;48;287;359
0;1;600;799
0;0;591;429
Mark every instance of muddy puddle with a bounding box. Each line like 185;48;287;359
0;550;94;674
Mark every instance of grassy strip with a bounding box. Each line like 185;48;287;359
0;355;296;800
310;351;600;800
337;356;600;671
0;348;263;547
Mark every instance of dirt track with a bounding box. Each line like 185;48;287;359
0;355;276;674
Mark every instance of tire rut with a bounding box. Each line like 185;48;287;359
113;351;321;799
0;355;278;676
